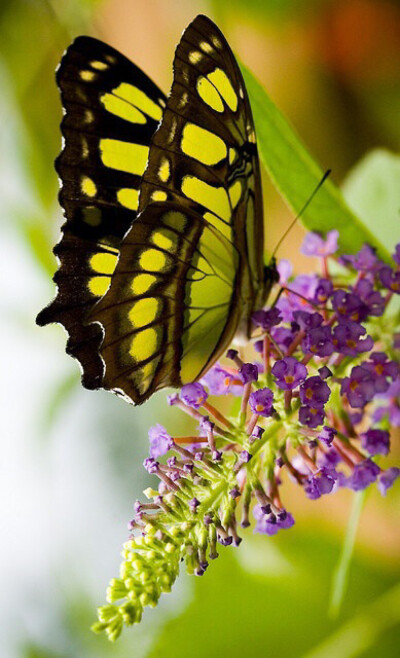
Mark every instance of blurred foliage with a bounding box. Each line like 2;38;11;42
0;0;100;275
147;528;400;657
211;0;331;20
241;62;390;260
342;149;400;257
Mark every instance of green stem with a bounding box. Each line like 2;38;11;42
329;490;366;619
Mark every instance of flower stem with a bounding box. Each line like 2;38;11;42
328;489;366;619
203;401;235;431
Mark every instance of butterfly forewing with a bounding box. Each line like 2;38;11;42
36;36;166;389
89;15;265;403
139;15;265;304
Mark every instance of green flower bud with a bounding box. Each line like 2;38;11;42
143;487;159;499
164;542;176;554
106;617;123;642
97;604;119;623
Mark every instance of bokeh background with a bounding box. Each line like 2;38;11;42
1;0;399;656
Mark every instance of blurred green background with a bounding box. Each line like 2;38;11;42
1;0;399;656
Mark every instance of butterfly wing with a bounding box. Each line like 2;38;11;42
36;36;166;389
88;15;266;403
139;15;265;308
88;201;241;403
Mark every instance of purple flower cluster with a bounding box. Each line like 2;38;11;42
184;237;399;517
96;235;400;642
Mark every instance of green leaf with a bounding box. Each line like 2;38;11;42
342;149;400;257
239;62;392;262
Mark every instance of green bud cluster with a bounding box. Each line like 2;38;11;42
92;527;181;641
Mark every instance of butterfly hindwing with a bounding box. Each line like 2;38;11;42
88;201;240;403
36;36;166;389
88;15;265;403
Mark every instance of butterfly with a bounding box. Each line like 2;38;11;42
37;14;278;404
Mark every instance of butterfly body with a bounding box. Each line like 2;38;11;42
37;15;277;404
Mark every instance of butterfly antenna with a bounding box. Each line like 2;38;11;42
271;169;331;258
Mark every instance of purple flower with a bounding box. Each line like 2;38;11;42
180;383;208;408
304;467;337;499
378;468;400;496
372;379;400;426
293;310;323;331
317;425;337;446
272;356;307;390
346;459;380;491
332;320;374;356
239;450;252;463
332;290;368;322
253;505;295;535
251;425;265;440
354;279;385;317
148;424;173;458
226;348;239;361
299;405;325;428
393;244;400;266
254;340;263;354
341;365;375;408
189;497;200;513
201;364;243;396
339;244;381;272
143;457;159;474
276;274;318;322
313;278;334;304
361;429;390;456
212;449;222;461
318;448;341;468
318;366;332;379
252;307;282;330
300;376;331;408
363;352;399;393
277;259;292;285
302;325;334;357
199;416;214;433
380;266;400;293
249;388;274;416
271;327;296;351
301;230;339;257
350;411;364;425
239;362;259;384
